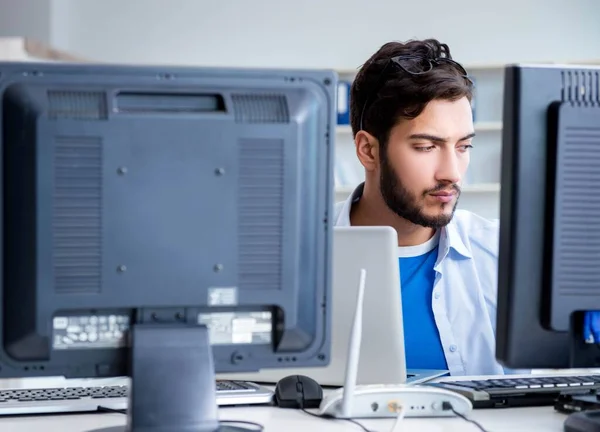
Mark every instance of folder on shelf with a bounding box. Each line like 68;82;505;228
337;80;351;125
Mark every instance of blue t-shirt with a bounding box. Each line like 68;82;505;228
399;236;448;370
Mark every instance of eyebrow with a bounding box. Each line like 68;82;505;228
408;132;476;143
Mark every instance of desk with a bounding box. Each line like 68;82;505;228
0;405;569;432
0;375;579;432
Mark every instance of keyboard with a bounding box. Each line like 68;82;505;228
0;380;273;416
429;375;600;409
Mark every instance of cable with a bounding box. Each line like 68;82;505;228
97;406;264;431
389;405;405;432
441;402;489;432
97;406;125;414
301;408;375;432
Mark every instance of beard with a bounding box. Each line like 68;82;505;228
379;155;460;229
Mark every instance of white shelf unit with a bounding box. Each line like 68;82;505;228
333;62;506;220
0;37;88;62
336;121;502;135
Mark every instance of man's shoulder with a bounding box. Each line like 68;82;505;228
449;209;500;256
333;200;345;224
450;208;499;233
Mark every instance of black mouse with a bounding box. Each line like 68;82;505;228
274;374;323;409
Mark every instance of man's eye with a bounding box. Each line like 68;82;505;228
459;144;473;152
415;146;435;152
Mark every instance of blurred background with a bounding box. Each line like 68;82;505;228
1;0;599;220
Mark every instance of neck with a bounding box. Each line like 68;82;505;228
350;182;435;247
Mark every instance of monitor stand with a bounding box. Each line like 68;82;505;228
90;323;254;432
565;409;600;432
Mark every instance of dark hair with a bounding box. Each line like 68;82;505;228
350;39;473;149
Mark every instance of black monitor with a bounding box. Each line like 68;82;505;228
0;62;336;432
497;63;600;371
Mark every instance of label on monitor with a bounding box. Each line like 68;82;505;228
52;314;130;350
207;287;238;306
197;311;272;345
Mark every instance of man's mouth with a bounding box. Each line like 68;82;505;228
429;191;455;197
429;190;456;203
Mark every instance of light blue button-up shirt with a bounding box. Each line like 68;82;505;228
334;183;509;376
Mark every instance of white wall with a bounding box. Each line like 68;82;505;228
48;0;600;68
40;0;600;221
3;0;600;220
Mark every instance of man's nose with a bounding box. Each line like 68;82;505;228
436;153;461;184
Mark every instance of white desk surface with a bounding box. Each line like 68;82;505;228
0;375;577;432
0;405;568;432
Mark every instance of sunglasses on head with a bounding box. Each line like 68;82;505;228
358;55;473;131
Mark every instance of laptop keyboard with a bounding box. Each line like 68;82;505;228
0;380;260;402
0;380;273;415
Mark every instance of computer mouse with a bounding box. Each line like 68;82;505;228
274;374;323;409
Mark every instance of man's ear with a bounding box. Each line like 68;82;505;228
355;130;379;172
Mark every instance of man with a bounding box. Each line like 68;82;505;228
584;311;600;344
334;39;504;376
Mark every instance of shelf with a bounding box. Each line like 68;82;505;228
335;59;600;76
334;182;500;196
336;125;353;134
336;121;501;135
336;63;506;75
473;121;502;131
462;183;500;193
0;37;88;62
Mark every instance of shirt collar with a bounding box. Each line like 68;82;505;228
334;183;364;227
336;182;472;260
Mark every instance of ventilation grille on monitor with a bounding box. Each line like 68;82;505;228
238;138;284;290
48;91;108;120
561;70;600;104
555;125;600;295
53;136;103;293
231;94;289;123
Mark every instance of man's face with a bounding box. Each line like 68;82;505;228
379;97;473;228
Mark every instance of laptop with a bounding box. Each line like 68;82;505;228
217;226;448;386
0;376;273;416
